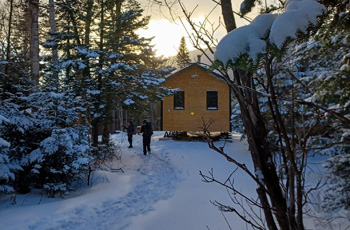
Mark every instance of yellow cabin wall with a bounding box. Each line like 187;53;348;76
162;65;230;132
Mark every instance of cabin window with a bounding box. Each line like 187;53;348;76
207;91;218;110
174;91;185;110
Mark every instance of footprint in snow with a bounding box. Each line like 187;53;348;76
30;151;181;230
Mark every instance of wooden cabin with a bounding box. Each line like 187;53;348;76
161;63;231;133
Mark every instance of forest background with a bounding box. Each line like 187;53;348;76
0;1;349;229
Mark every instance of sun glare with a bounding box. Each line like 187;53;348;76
137;19;194;58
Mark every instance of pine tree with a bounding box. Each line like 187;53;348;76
0;75;41;194
310;1;350;213
176;36;191;68
0;0;92;196
88;0;174;143
0;0;174;196
0;114;13;193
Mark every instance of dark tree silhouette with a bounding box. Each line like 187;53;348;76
176;36;191;68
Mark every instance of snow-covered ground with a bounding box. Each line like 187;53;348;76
0;132;348;230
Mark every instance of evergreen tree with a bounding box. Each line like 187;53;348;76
0;63;91;196
0;76;42;194
263;1;350;214
87;0;174;142
310;1;350;213
29;75;91;196
0;0;173;196
0;114;13;193
176;36;191;68
0;0;92;196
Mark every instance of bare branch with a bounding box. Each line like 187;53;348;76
200;169;263;208
212;200;265;230
223;83;350;124
200;118;269;193
178;1;215;54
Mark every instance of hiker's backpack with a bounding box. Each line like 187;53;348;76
148;122;153;136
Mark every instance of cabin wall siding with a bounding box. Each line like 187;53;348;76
163;65;230;132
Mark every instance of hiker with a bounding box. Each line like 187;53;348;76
123;121;135;148
140;120;153;155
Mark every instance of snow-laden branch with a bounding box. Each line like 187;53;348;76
269;0;326;48
214;0;326;65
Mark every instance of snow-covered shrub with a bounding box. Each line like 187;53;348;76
0;96;49;194
0;115;14;193
35;126;91;197
0;71;92;195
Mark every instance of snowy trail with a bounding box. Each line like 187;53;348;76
108;152;180;230
0;137;181;230
1;132;350;230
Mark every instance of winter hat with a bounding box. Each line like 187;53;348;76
143;120;147;123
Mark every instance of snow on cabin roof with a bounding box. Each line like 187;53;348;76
165;63;225;82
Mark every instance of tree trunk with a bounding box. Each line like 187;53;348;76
256;186;278;230
118;105;124;131
99;0;106;144
102;88;112;145
102;121;110;145
230;69;291;230
68;7;81;46
220;0;236;32
218;1;294;228
49;0;58;79
84;0;94;45
266;61;300;229
112;0;123;52
91;0;105;147
234;83;281;230
30;0;39;85
78;0;94;127
6;0;14;65
91;119;99;147
3;0;14;101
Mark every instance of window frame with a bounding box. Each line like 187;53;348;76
174;90;185;110
206;91;218;110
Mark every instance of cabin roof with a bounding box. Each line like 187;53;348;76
166;63;225;82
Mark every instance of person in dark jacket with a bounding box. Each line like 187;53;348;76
140;120;153;155
123;121;135;148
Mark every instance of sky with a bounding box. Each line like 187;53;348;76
137;0;252;57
